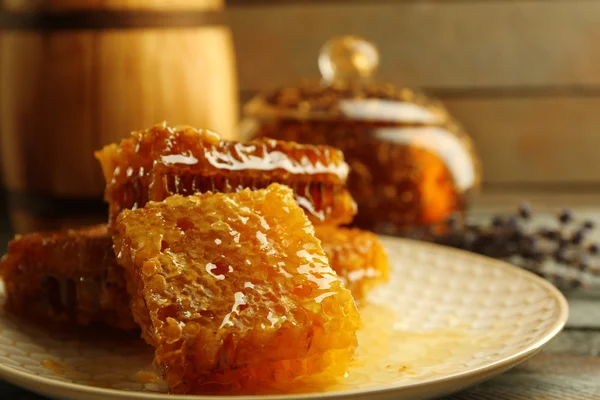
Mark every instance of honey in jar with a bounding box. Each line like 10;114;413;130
240;35;481;236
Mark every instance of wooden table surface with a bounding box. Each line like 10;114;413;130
1;193;599;399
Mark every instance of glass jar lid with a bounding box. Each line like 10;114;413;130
243;35;450;125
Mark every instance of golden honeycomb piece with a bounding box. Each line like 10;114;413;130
113;184;360;393
316;225;390;301
0;225;135;330
95;123;356;228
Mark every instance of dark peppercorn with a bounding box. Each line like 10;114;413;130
569;278;584;289
583;220;596;230
518;203;532;219
530;251;545;263
571;230;585;245
540;228;558;240
491;216;504;228
558;236;570;249
559;209;573;224
579;255;590;271
418;203;598;290
507;215;520;230
554;249;567;263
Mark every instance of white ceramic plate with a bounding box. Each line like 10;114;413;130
0;237;568;400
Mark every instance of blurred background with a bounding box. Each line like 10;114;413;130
2;3;600;398
1;0;600;238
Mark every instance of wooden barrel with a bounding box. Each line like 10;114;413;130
0;0;238;233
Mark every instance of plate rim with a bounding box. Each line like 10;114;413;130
0;237;569;400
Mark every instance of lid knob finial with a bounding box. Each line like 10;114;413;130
318;35;379;84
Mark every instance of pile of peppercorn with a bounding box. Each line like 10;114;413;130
418;204;600;290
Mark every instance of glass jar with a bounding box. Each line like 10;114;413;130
240;35;481;236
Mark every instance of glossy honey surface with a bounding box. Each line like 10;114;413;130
114;185;360;393
96;123;356;226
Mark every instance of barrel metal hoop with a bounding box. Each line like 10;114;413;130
0;10;226;30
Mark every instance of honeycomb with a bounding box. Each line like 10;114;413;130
0;223;385;330
0;225;135;330
113;184;360;393
95;122;356;227
315;226;390;301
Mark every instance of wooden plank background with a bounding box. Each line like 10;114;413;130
226;0;600;187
